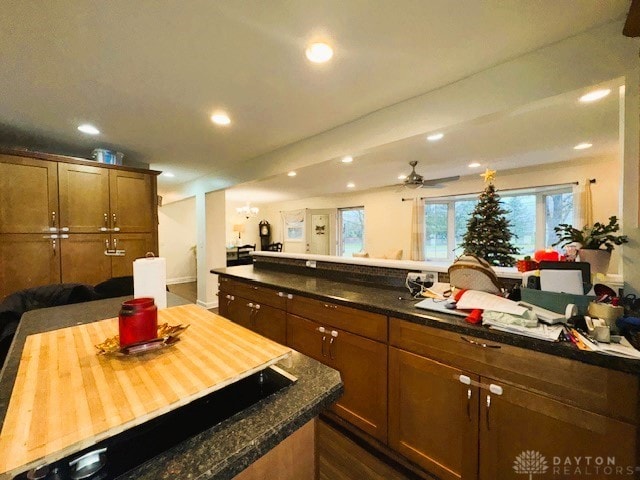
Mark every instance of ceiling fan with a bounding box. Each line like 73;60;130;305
400;161;460;189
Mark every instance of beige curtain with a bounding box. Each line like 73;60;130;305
410;198;425;261
573;179;594;227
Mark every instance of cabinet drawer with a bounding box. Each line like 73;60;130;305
390;318;639;424
287;294;387;342
218;277;287;310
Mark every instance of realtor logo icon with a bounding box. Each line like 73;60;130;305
513;450;549;479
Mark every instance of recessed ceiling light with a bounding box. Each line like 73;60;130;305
77;124;100;135
210;112;231;126
398;174;407;180
287;171;297;177
347;182;355;188
162;172;175;178
341;156;353;163
574;142;593;150
579;89;611;103
305;42;333;63
426;133;444;142
468;162;481;168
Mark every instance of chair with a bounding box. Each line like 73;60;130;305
266;242;283;252
228;244;256;266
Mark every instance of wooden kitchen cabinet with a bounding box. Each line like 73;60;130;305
0;151;159;296
479;379;638;480
287;312;388;442
0;155;58;234
389;347;479;480
389;318;639;479
0;234;61;298
58;163;154;233
218;279;287;344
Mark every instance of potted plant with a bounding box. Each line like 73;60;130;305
552;216;628;274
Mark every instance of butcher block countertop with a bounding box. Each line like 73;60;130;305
0;294;342;480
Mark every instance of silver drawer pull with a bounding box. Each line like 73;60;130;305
489;383;503;396
460;336;501;349
459;374;471;385
287;294;293;300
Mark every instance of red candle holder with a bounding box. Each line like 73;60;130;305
119;297;158;347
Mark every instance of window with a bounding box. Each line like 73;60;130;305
338;207;364;257
424;187;574;262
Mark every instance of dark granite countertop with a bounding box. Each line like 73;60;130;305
0;293;343;480
212;265;640;375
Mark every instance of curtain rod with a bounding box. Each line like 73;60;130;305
401;179;594;202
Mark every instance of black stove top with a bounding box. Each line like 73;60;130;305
14;367;295;480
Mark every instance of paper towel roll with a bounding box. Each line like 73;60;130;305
133;257;167;309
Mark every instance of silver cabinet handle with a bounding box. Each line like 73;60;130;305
105;239;110;250
254;304;261;310
101;213;109;231
467;388;472;420
278;291;284;297
460;336;501;349
60;227;69;232
112;213;117;229
52;238;56;255
247;302;254;308
318;326;327;357
489;384;503;396
459;374;471;385
287;293;293;300
51;211;56;228
113;238;117;250
486;394;491;429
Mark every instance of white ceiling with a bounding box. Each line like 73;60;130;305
0;1;634;202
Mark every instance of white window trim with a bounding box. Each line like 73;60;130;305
424;185;574;262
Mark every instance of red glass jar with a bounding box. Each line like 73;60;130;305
118;297;158;347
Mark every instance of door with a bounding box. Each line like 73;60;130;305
479;379;638;480
389;347;479;480
109;170;154;233
227;296;253;330
304;209;336;255
0;234;60;297
329;327;388;443
0;156;58;234
60;234;112;285
286;314;325;362
252;304;286;344
58;163;110;233
110;233;156;277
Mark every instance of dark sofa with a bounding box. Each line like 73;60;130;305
0;276;134;370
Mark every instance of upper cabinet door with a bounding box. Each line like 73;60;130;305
109;170;154;232
0;156;58;233
58;163;110;233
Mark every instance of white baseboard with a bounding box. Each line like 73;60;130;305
197;299;218;309
167;276;197;285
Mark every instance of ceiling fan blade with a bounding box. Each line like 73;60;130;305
421;175;460;187
624;0;640;37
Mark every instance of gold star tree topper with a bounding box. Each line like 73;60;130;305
480;168;496;183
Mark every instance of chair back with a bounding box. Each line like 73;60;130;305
237;244;256;260
266;242;283;252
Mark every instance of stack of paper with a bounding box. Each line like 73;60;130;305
482;318;564;342
573;331;640;359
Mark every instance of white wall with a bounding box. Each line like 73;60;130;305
259;156;622;271
158;196;196;284
224;197;264;250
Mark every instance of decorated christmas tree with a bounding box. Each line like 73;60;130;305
460;169;519;266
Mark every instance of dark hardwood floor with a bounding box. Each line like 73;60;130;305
318;419;422;480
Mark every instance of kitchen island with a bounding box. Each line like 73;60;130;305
0;293;343;480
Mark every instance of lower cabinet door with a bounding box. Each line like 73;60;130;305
286;314;324;362
0;234;61;298
110;233;156;278
228;297;253;330
330;327;388;443
479;378;638;480
389;347;479;480
252;304;286;344
61;234;112;285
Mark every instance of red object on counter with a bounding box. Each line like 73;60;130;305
465;309;483;325
119;297;158;347
533;248;561;262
